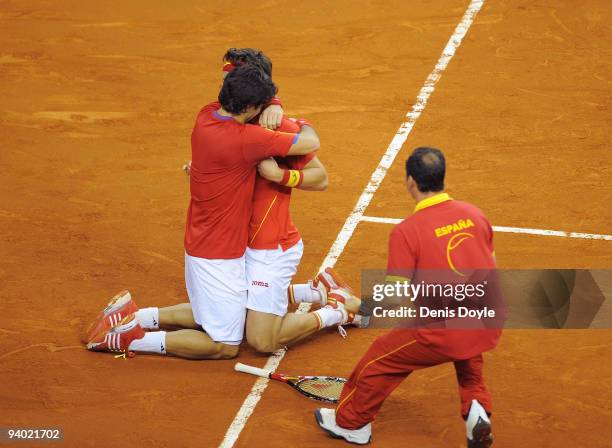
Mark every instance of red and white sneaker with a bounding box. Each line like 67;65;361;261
326;287;368;337
327;287;360;316
86;314;145;358
313;268;355;305
84;290;139;343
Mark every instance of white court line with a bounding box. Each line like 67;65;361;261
359;216;404;224
360;216;612;241
218;1;486;447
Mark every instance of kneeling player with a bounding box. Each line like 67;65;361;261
244;116;363;353
83;119;363;359
84;50;363;359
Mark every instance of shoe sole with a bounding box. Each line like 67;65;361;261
468;419;493;448
314;409;371;445
325;268;349;289
318;268;352;292
327;287;362;318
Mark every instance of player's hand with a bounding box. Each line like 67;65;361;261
259;104;283;130
182;160;192;176
257;157;283;182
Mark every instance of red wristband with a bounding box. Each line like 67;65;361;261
280;169;291;185
294;118;312;129
280;169;303;188
269;97;282;107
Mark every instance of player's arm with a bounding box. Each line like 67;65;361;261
286;122;320;156
360;275;415;318
489;225;497;263
297;156;328;191
257;156;328;191
481;213;497;263
245;118;319;163
360;227;417;316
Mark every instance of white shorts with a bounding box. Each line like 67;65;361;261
246;240;304;317
185;252;247;345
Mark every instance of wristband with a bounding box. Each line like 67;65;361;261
294;118;312;129
268;97;283;107
280;169;303;188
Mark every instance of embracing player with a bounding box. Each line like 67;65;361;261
245;116;363;353
85;50;363;360
221;50;364;351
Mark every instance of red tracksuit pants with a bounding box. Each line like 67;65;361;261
336;328;492;429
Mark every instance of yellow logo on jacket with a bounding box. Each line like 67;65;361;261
446;232;474;277
435;218;474;238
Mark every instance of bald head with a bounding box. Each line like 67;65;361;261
405;147;446;192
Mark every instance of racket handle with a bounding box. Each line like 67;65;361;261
234;362;271;379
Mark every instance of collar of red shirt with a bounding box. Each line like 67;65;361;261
414;192;452;213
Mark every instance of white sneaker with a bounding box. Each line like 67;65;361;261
466;399;493;447
309;279;329;305
314;408;372;445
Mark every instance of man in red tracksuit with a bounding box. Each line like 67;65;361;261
315;147;502;448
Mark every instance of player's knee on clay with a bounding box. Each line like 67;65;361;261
215;343;240;359
247;334;278;354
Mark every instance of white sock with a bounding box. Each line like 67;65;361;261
290;282;323;304
134;307;159;330
313;307;343;328
128;331;166;355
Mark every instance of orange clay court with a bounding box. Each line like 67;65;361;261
1;0;611;447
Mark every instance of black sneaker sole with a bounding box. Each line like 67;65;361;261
314;409;372;445
468;419;493;448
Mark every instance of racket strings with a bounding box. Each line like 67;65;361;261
296;378;345;402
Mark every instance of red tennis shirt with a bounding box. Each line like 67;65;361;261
387;193;501;359
185;102;297;259
248;118;316;251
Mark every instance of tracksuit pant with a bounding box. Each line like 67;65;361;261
336;328;492;429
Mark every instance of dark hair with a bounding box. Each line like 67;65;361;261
223;48;273;77
218;65;278;115
405;147;446;192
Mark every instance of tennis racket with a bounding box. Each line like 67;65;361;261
234;362;346;403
